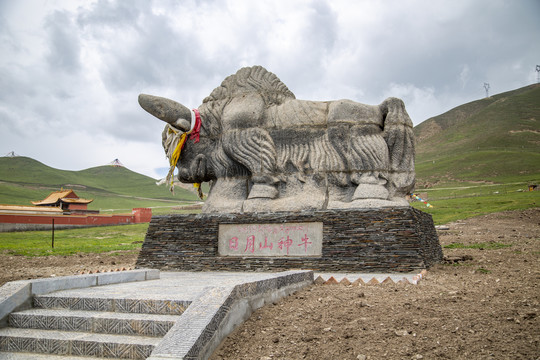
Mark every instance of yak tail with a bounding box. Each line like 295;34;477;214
381;97;416;197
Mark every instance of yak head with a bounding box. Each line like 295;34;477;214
138;94;216;184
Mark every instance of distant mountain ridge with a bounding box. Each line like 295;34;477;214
0;156;198;209
413;84;540;187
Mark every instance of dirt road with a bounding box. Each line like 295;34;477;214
0;251;138;285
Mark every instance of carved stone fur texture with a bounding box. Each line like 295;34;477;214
139;66;415;213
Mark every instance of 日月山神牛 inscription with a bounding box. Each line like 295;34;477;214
218;222;323;257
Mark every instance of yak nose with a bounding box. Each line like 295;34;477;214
138;94;192;132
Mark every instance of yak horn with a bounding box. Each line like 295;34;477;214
138;94;192;132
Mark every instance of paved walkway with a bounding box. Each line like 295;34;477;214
40;272;285;302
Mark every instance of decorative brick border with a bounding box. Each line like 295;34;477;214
315;269;428;285
148;270;313;360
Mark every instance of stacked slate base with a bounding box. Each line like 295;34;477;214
137;207;442;272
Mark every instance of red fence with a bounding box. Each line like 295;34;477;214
0;208;152;232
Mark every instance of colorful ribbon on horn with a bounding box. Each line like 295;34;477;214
189;109;203;199
166;128;188;193
193;182;204;200
190;109;201;143
164;109;204;198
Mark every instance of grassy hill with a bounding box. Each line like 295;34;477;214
412;84;540;223
414;83;540;186
0;157;199;214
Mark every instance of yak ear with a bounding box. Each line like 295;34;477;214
138;94;192;131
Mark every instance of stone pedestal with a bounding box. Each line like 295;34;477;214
136;207;442;273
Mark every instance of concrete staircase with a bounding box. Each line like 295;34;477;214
0;293;186;359
1;270;314;360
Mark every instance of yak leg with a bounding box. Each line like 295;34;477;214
223;128;279;199
380;97;415;200
348;128;390;200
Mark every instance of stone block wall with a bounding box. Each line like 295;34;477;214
136;207;442;273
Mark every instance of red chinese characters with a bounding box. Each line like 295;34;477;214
259;237;274;250
229;237;239;251
220;222;321;257
227;234;311;255
298;234;312;252
244;235;255;253
278;235;293;255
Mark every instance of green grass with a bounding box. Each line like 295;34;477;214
0;183;53;206
416;151;540;185
475;267;491;274
414;182;532;199
444;242;512;250
414;84;540;185
412;185;539;224
0;223;148;257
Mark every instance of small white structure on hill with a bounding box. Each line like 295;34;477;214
3;151;20;157
108;158;125;167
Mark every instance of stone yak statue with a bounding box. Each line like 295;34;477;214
139;66;415;213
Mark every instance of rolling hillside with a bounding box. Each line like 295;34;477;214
0;157;199;213
414;84;540;187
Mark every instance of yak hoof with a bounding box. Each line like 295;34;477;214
248;184;279;199
352;184;389;200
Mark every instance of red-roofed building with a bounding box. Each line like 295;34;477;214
31;189;94;213
0;189;152;232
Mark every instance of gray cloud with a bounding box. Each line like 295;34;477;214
45;10;82;74
77;0;144;28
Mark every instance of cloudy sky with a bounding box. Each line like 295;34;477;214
1;0;539;179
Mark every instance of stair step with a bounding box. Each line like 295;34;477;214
0;351;109;359
9;308;179;337
33;295;190;315
0;328;160;359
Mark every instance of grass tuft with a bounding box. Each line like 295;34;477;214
444;242;512;250
475;267;491;274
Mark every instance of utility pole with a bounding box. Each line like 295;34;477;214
484;83;490;98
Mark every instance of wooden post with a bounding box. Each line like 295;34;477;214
52;219;55;249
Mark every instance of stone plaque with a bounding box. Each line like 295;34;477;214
218;222;323;257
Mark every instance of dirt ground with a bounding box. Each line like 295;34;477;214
0;251;139;286
211;208;540;360
1;208;538;359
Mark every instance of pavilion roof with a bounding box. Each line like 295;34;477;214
0;204;63;213
31;189;93;206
